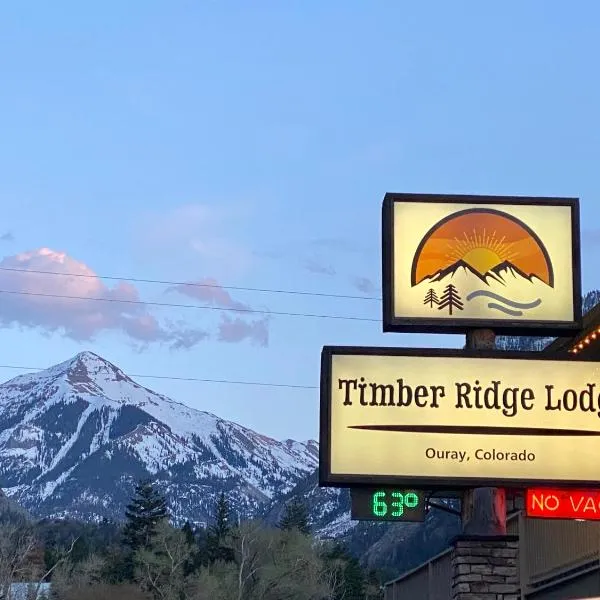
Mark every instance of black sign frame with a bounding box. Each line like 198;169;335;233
319;345;600;490
381;193;582;336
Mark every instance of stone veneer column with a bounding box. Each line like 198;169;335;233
451;535;519;600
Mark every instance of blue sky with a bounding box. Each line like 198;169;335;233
1;1;599;440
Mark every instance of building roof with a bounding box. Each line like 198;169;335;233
543;302;600;358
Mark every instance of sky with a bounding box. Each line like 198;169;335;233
1;1;600;441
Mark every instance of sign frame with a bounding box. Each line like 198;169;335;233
381;193;582;336
319;345;600;491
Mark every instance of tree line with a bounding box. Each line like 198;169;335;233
0;481;383;600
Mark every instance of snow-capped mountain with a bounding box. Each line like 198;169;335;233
0;352;318;525
424;259;544;287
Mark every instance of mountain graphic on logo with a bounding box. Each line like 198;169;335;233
423;259;544;287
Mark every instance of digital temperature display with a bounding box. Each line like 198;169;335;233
350;488;426;522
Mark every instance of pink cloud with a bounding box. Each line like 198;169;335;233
168;278;250;312
168;278;270;346
218;315;270;347
0;248;208;349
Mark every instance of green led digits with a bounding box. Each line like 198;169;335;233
405;493;419;508
391;492;405;516
372;491;387;516
371;490;421;518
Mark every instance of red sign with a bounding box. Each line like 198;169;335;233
527;488;600;520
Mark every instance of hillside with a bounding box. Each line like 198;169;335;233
0;352;317;525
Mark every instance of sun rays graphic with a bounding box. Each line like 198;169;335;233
411;209;554;287
445;228;519;275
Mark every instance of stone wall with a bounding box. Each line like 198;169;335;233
452;536;519;599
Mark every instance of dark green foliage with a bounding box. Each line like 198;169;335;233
211;492;230;540
38;518;121;572
181;521;195;546
57;582;151;600
279;498;310;534
122;480;168;551
207;492;234;563
179;521;202;576
321;542;366;600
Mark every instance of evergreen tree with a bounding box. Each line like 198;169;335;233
321;542;367;600
211;492;230;541
180;521;199;576
181;521;195;546
279;498;310;534
423;288;440;308
122;479;168;552
437;283;464;315
207;492;234;563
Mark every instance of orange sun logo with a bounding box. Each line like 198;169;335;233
411;209;553;287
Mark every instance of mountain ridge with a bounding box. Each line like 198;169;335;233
424;258;543;287
0;351;317;525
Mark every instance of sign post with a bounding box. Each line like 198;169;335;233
319;192;583;599
455;329;518;600
461;329;506;537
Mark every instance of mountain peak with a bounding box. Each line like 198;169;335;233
427;259;488;283
489;260;535;281
0;351;319;526
50;351;131;390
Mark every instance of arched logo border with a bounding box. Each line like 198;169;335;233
409;207;555;288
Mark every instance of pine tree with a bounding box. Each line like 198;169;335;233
211;492;230;541
181;521;195;546
279;498;310;534
122;479;168;552
207;492;234;563
321;542;367;600
423;288;440;308
437;284;464;315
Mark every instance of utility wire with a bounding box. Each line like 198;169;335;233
0;289;380;322
0;266;381;302
0;364;318;390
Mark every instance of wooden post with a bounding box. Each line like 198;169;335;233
461;328;506;535
451;328;519;600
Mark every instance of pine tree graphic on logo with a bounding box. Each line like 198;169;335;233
423;288;440;308
438;284;464;315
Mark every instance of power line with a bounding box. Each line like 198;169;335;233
0;266;381;302
0;363;317;390
0;289;380;323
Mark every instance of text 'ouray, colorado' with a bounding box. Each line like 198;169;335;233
337;377;600;418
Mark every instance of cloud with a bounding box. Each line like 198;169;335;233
218;315;270;347
352;276;378;295
167;278;271;347
309;238;372;256
138;203;254;275
0;232;14;242
303;258;336;276
0;248;208;349
259;237;373;264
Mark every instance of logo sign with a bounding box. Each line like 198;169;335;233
381;193;582;336
350;488;426;522
320;346;600;489
526;488;600;520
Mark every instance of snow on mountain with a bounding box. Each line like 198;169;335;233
424;259;541;287
0;352;317;524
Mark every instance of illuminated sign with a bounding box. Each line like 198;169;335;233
527;488;600;520
319;346;600;489
350;488;426;522
382;193;581;336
